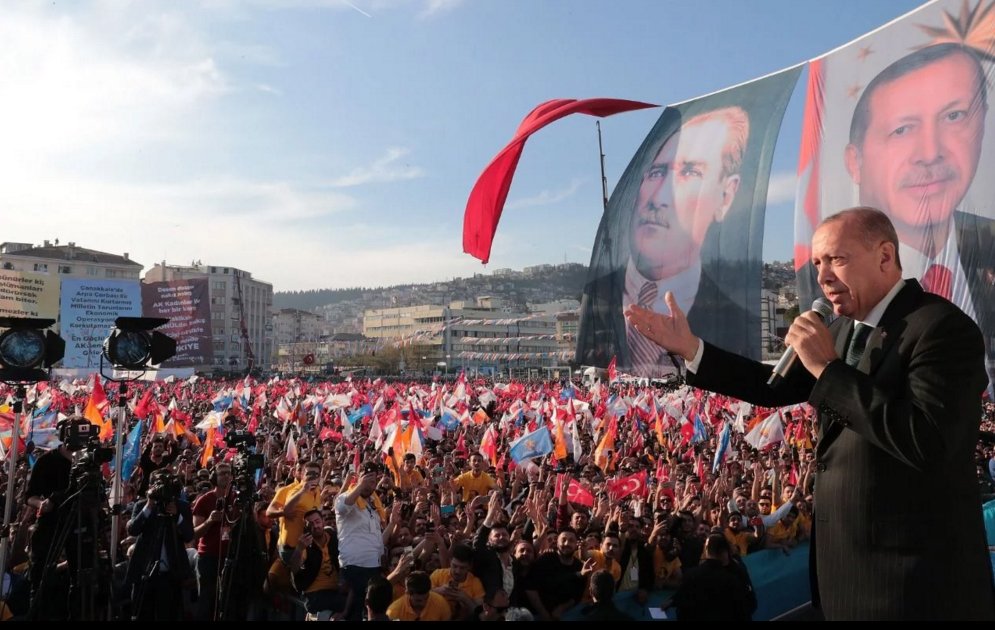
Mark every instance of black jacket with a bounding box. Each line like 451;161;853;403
291;527;340;593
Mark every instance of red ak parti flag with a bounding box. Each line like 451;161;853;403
463;98;657;263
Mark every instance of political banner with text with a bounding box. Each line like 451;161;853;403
0;269;59;320
59;279;141;368
141;278;213;367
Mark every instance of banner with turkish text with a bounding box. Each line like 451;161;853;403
59;279;141;368
141;278;214;367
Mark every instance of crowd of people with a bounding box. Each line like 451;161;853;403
0;370;992;621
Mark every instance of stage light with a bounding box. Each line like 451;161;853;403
0;318;65;382
102;317;176;370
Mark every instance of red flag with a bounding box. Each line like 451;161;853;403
555;474;596;508
134;388;156;420
463;98;657;263
605;471;648;501
607;355;618;385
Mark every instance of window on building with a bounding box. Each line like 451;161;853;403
213;341;225;353
1;262;13;270
33;263;48;272
58;265;72;274
87;266;98;276
105;270;116;278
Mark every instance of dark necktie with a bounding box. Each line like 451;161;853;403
627;281;660;372
845;323;873;367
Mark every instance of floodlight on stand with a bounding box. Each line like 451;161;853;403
0;317;65;383
102;316;176;370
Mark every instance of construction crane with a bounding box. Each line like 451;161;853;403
233;270;255;372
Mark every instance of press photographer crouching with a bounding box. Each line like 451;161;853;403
124;468;193;620
26;416;114;620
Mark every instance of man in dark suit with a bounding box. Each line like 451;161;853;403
577;106;758;376
800;44;995;386
125;470;195;620
628;207;995;620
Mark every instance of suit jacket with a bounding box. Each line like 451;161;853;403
124;498;195;588
688;280;995;620
576;264;759;371
799;211;995;384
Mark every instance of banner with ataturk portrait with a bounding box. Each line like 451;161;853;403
577;66;801;377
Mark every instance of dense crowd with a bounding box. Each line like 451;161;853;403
0;373;992;620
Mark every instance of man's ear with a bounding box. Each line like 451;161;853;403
879;240;897;270
844;144;861;184
716;175;741;222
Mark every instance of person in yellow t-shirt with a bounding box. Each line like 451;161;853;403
394;453;426;492
766;507;801;550
452;454;496;501
582;532;623;602
288;510;346;615
267;460;322;561
430;544;484;619
387;571;452;621
723;513;755;558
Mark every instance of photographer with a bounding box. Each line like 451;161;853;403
124;469;194;620
25;442;72;598
191;461;235;620
288;509;344;617
138;435;178;496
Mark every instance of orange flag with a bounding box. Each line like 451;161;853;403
83;374;113;440
553;419;568;461
200;427;216;467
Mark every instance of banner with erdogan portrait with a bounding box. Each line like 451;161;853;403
576;66;801;376
794;0;995;385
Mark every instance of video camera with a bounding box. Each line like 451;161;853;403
59;417;114;467
228;436;265;506
147;471;182;505
224;429;255;449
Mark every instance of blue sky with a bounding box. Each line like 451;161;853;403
0;0;925;290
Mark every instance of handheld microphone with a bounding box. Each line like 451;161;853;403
767;297;834;388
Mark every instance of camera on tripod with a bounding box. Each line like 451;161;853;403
224;429;255;449
228;440;264;506
146;471;182;506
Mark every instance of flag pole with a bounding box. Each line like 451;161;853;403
597;120;608;212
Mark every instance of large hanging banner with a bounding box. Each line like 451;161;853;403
141;278;214;367
0;270;59;319
794;0;995;384
577;66;802;376
59;278;142;368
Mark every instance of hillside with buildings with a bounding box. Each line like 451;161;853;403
275;263;591;334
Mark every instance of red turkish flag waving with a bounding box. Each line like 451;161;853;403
606;470;648;501
555;474;596;508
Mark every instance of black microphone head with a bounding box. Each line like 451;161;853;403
812;297;834;321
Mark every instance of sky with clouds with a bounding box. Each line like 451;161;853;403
0;0;924;291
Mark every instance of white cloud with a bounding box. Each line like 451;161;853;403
327;147;427;188
765;171;798;206
506;178;585;210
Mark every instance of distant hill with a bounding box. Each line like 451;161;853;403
273;287;368;311
273;261;798;331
